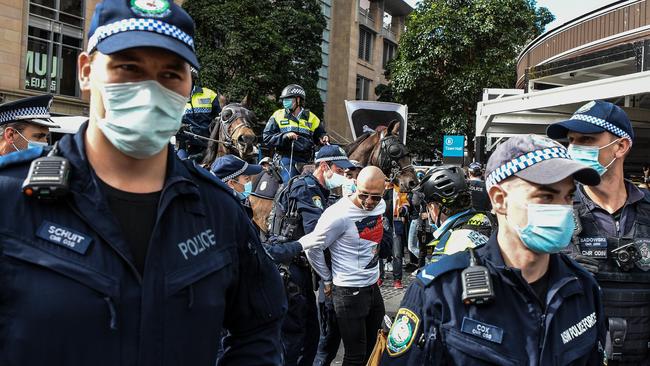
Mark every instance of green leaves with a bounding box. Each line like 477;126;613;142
183;0;326;131
388;0;553;159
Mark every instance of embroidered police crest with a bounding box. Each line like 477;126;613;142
387;308;420;356
131;0;171;18
634;239;650;271
312;196;323;209
576;101;596;114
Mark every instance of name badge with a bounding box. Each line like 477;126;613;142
578;237;607;259
461;317;504;344
36;221;92;255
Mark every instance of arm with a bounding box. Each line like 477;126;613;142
210;95;221;120
220;221;286;365
302;212;346;283
262;115;286;148
312;117;327;144
262;240;303;265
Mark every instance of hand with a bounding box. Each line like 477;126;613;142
320;135;330;145
574;255;600;274
285;132;299;141
324;283;332;297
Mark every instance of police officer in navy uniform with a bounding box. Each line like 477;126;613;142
0;1;285;365
547;100;650;365
0;94;59;156
381;135;606;365
262;84;329;183
467;162;492;212
176;67;221;161
266;144;354;366
211;154;263;220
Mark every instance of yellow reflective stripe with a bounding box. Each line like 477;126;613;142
273;109;320;134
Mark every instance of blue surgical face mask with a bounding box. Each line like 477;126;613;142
342;179;356;196
325;166;347;190
97;80;186;159
14;129;48;151
282;98;293;110
568;139;620;176
242;181;253;199
512;203;575;254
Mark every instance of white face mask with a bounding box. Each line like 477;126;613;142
325;165;347;189
96;80;187;159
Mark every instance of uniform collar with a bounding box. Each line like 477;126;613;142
433;209;474;239
576;180;645;212
306;173;329;196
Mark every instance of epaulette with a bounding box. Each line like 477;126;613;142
0;146;47;170
183;160;240;201
417;251;470;287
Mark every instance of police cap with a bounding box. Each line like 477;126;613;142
0;95;59;128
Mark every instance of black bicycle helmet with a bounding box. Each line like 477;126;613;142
419;165;468;205
280;84;306;100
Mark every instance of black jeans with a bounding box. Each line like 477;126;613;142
332;284;385;366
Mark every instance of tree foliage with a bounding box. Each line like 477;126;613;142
183;0;326;130
387;0;554;159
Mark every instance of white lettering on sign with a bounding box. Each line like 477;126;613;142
560;312;596;344
48;225;86;249
177;229;217;260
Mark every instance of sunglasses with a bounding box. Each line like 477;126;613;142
358;192;383;202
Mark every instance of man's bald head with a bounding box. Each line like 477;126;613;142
353;166;386;210
357;166;386;192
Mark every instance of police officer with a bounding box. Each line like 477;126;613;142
266;144;354;366
418;165;495;264
467;162;492;212
0;1;285;365
547;100;650;365
210;154;263;219
176;68;221;161
0;94;59;156
262;84;329;183
381;135;606;365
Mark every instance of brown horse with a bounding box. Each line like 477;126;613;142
345;119;418;192
249;120;417;234
202;98;258;166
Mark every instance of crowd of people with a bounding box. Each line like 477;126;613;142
0;1;648;366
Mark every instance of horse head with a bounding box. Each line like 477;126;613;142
346;120;418;192
203;96;258;166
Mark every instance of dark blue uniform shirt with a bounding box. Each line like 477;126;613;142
381;234;606;365
0;126;286;366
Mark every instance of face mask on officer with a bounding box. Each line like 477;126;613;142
228;176;252;200
568;138;623;176
324;163;347;190
499;185;575;254
10;128;48;151
282;98;294;111
94;80;187;159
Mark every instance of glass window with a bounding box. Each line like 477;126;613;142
359;27;373;62
355;75;372;100
25;0;84;97
383;40;397;69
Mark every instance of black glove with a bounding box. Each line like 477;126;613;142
574;255;600;274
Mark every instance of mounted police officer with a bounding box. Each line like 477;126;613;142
418;164;495;264
0;1;285;365
176;67;221;161
381;135;606;365
0;94;59;156
547;100;650;365
266;144;354;366
262;84;329;183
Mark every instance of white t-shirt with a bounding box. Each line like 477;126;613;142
302;196;386;287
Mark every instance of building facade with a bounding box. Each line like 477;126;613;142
321;0;411;143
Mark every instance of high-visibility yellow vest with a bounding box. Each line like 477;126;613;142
272;108;320;137
184;87;218;115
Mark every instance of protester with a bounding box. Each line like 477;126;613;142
305;166;390;366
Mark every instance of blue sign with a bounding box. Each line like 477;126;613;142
442;135;465;157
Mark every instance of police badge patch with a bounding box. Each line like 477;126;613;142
576;101;596;114
312;196;323;209
634;239;650;271
387;308;420;356
131;0;171;18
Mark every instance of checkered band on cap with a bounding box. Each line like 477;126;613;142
0;106;49;124
486;147;570;188
571;113;632;141
221;162;249;182
315;155;348;163
87;18;195;53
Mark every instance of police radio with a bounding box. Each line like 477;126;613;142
22;142;70;200
461;248;494;305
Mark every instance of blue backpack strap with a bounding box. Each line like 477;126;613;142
0;146;46;170
417;251;470;287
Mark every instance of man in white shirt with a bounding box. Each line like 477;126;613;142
302;166;389;366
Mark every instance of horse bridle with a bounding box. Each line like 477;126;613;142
212;104;256;149
377;134;413;181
